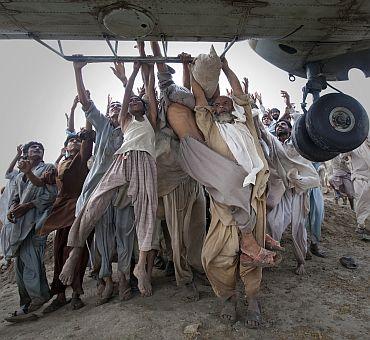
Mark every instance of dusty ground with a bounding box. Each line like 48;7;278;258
0;198;369;340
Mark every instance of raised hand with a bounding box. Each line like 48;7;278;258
242;77;249;95
137;85;145;98
16;145;23;158
178;52;192;64
281;90;291;108
18;159;32;174
226;88;233;96
255;92;263;105
110;62;128;86
73;55;88;70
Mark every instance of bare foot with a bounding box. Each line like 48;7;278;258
118;272;132;301
96;277;114;306
220;296;237;323
245;297;261;329
59;247;82;285
179;282;199;302
295;263;305;275
96;279;106;298
133;264;152;297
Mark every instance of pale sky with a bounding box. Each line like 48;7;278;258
0;40;369;187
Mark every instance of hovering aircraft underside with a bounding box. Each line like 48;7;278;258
0;0;369;161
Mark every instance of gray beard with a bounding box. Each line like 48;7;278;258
213;112;236;124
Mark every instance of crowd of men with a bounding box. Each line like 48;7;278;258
0;42;369;328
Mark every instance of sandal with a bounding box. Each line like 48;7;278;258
70;297;85;310
4;309;38;323
43;298;69;314
240;248;282;268
339;256;358;270
245;302;262;329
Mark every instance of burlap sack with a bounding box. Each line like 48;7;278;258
191;45;221;99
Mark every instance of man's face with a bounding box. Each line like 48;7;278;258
213;96;234;116
128;96;145;117
275;121;291;137
109;102;121;127
27;144;44;160
271;110;280;120
262;115;272;127
66;137;81;154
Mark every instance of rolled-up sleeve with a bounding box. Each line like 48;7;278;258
84;101;108;130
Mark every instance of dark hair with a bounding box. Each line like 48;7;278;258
130;95;147;114
276;119;292;130
271;108;280;114
23;141;44;156
64;133;81;147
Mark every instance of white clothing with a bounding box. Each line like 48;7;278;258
215;121;264;186
116;115;156;159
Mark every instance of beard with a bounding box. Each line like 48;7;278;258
213;112;236;124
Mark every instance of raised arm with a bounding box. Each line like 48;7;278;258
141;59;158;129
190;71;208;107
179;52;192;90
221;58;243;97
73;60;90;110
6;145;22;176
120;62;141;130
66;95;79;133
17;159;45;187
279;90;293;121
150;41;167;73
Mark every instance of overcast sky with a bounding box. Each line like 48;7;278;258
0;40;369;187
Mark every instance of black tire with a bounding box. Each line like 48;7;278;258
306;93;369;152
292;114;339;162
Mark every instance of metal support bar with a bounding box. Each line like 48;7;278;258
220;36;238;59
114;40;119;54
64;55;188;63
57;40;64;56
161;34;168;58
31;34;66;58
104;36;117;58
32;36;192;63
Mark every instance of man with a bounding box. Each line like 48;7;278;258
61;61;135;304
267;91;295;135
150;41;206;301
0;145;22;270
329;154;355;209
306;163;326;258
189;58;280;328
39;122;94;313
258;119;320;275
346;138;370;235
60;60;157;298
268;108;280;135
5;142;57;322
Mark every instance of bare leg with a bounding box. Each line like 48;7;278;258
118;271;132;301
220;294;237;323
133;250;152;297
146;249;157;278
96;276;114;306
295;262;305;275
59;247;83;286
245;294;262;329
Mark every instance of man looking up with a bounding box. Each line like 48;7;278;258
60;59;158;298
39;118;94;312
